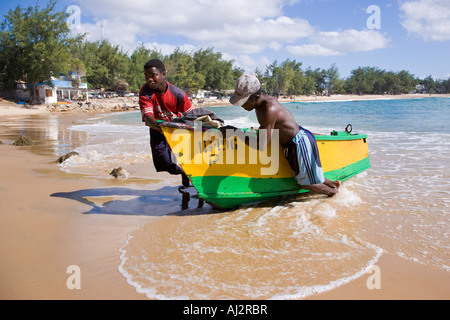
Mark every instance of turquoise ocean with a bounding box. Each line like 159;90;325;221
57;97;450;299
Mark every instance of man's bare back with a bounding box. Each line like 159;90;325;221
251;93;300;145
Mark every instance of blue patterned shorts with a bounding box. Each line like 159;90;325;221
282;126;325;186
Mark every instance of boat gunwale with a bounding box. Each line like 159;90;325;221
158;120;368;141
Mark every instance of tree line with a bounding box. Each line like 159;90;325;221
1;1;449;104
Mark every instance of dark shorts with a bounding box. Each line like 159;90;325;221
150;128;183;175
282;126;325;186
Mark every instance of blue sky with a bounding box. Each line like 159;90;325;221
1;0;449;80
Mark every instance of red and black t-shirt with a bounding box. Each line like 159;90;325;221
139;82;194;122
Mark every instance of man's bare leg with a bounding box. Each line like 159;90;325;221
324;179;341;190
301;183;339;196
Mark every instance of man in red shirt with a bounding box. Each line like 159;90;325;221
139;59;195;187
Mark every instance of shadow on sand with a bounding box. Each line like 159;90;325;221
51;186;218;216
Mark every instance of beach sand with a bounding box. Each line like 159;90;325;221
0;142;151;299
1;95;449;300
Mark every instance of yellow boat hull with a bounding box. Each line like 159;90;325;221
159;122;370;209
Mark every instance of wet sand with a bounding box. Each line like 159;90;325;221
0;110;449;300
0;143;151;299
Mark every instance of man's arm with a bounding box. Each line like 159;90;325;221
144;114;161;131
219;107;276;151
139;86;161;131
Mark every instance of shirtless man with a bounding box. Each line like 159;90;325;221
228;73;341;196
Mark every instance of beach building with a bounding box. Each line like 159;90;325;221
37;74;88;104
0;74;88;104
192;90;234;100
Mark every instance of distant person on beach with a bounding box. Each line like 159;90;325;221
228;73;341;196
139;59;195;187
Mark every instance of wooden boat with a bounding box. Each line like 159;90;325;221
158;121;371;209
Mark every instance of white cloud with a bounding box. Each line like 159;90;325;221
188;16;314;54
222;54;272;73
74;0;313;55
287;29;390;57
315;29;390;53
286;44;342;57
143;42;199;56
76;0;286;32
400;0;450;41
72;0;390;59
76;19;140;53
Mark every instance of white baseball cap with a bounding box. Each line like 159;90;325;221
229;73;261;106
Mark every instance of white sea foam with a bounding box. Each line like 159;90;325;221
119;223;385;300
269;244;384;300
117;180;386;300
59;118;150;176
225;116;259;129
118;234;184;300
69;121;147;135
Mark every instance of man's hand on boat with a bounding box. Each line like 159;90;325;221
145;116;162;132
